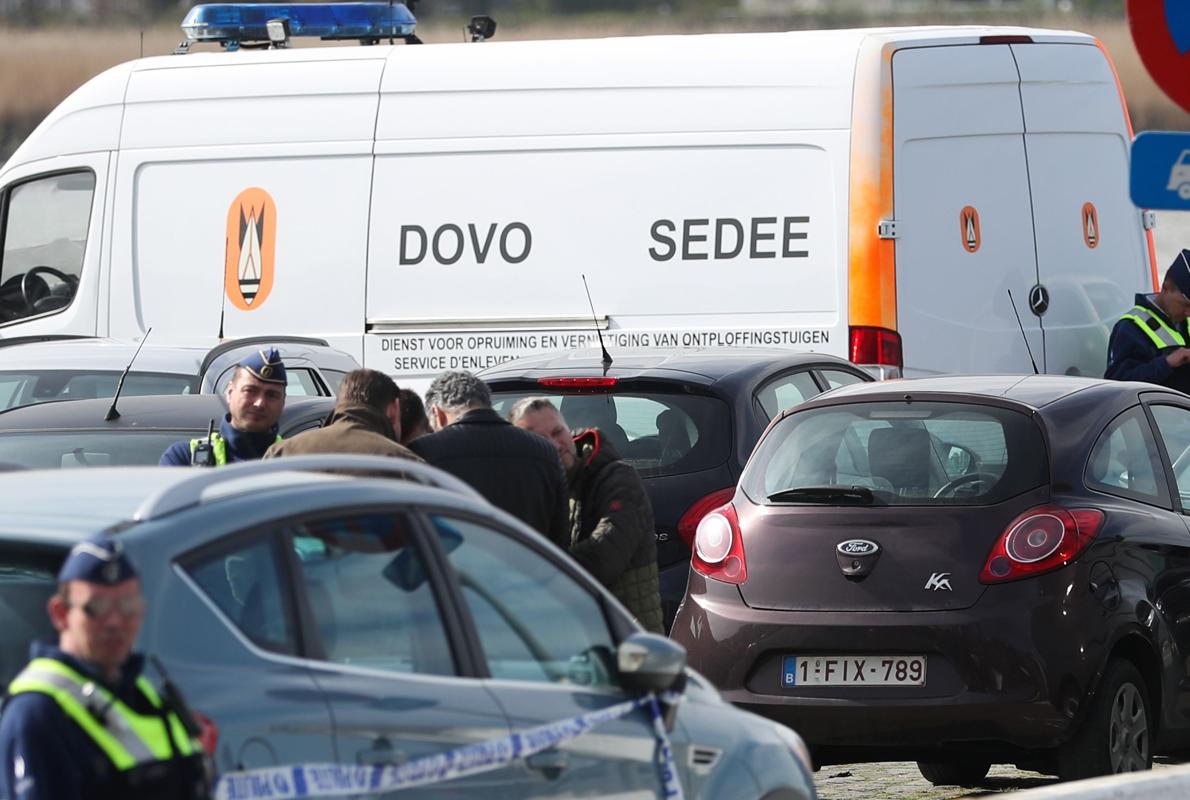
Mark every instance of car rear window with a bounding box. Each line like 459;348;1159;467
490;388;731;477
0;371;197;410
742;401;1047;506
0;430;197;469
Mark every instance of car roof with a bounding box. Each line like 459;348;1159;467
0;457;489;546
0;393;334;432
801;374;1138;408
481;347;868;386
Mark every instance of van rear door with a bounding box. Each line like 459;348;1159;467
892;44;1042;377
1013;42;1150;379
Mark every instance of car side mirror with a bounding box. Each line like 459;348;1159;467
617;632;686;694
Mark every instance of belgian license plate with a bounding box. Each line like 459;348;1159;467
781;655;926;687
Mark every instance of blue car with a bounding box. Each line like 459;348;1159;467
0;457;816;799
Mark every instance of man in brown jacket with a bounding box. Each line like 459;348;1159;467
509;396;664;634
264;369;420;461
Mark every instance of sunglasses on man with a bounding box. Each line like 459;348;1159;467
69;596;145;619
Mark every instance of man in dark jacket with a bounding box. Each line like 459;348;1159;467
410;371;568;543
160;348;287;466
1105;250;1190;392
263;368;420;461
510;397;664;634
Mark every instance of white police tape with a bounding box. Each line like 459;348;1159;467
215;691;684;800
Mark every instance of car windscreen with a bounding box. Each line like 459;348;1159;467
0;371;197;410
0;430;198;469
489;388;731;477
0;545;60;685
742;401;1047;506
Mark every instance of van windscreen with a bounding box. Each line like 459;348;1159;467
742;401;1047;506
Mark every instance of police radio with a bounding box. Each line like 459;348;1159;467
190;419;217;467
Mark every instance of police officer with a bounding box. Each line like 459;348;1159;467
159;348;287;466
1106;250;1190;393
0;535;210;799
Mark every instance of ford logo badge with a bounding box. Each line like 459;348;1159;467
837;539;879;556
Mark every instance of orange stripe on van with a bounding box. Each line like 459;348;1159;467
848;38;897;330
1095;37;1158;290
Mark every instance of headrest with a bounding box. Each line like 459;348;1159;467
867;426;932;488
559;395;617;426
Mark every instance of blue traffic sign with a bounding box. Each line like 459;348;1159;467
1131;131;1190;211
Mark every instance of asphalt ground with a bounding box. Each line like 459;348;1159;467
814;758;1184;799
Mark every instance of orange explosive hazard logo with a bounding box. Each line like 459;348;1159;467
225;188;276;311
959;205;981;254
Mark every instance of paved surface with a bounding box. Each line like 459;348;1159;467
815;763;1057;799
814;759;1182;800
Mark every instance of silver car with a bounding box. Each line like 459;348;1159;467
0;457;816;799
0;335;358;409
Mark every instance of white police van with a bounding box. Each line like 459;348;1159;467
0;3;1157;381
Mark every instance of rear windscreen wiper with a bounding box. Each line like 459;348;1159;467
767;486;875;504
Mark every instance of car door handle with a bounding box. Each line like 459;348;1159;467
525;748;569;779
357;736;404;765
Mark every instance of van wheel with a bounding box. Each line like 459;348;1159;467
1058;660;1151;781
915;760;990;786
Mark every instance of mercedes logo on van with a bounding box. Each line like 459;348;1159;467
837;539;879;557
1029;284;1050;316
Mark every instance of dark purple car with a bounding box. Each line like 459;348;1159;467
672;375;1190;786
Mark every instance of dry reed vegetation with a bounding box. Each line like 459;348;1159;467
0;14;1186;161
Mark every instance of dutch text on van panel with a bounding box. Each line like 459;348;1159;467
648;216;810;262
398;223;532;266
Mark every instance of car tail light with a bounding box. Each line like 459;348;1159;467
676;487;737;549
980;505;1104;584
537;377;618;388
691;503;748;585
980;35;1033;44
193;710;218;754
849;326;902;375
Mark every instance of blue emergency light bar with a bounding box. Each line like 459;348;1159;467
181;3;417;50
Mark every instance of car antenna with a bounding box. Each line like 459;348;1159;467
581;273;613;373
1007;290;1040;375
104;327;153;421
217;237;227;340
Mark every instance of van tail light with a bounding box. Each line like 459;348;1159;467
691;503;748;585
676;487;737;549
980;505;1104;584
849;326;903;379
193;710;218;754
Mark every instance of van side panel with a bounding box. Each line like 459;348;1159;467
366;36;859;378
106;61;383;354
1012;43;1149;379
365;140;847;376
108;151;372;348
893;44;1042;377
